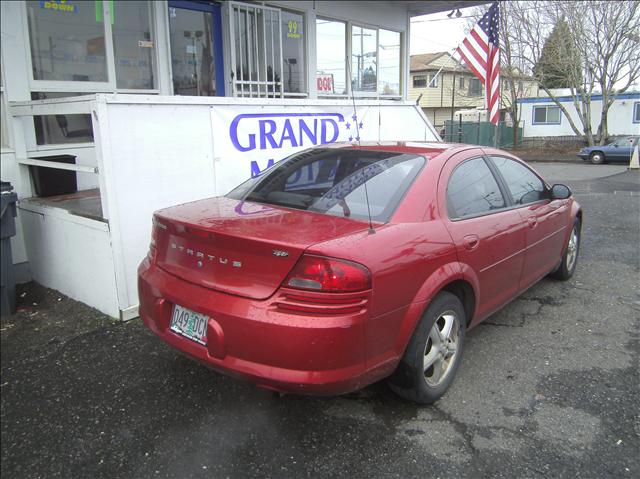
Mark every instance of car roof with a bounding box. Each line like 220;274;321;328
320;141;468;157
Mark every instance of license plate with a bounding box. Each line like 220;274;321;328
170;305;208;346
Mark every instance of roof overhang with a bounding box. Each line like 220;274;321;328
403;1;490;17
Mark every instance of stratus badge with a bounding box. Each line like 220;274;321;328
272;250;289;257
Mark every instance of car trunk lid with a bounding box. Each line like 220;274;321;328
153;197;369;299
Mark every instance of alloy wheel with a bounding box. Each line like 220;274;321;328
423;310;460;387
566;226;579;271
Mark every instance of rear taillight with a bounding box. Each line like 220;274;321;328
284;255;371;293
148;216;166;262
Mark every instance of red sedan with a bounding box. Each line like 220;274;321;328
138;142;582;404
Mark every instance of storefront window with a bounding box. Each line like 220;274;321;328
281;10;305;94
232;4;281;97
31;93;94;145
378;29;400;96
351;25;377;93
170;7;216;96
316;18;346;95
26;0;108;82
112;1;156;89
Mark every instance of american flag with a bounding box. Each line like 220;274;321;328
456;2;501;125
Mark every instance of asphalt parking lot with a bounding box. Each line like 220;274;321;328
1;162;639;479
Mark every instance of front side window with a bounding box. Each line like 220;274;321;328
447;158;505;218
351;25;377;93
316;18;346;95
533;105;561;124
227;149;425;222
634;102;640;123
27;0;108;82
490;156;546;205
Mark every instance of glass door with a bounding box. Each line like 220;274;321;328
168;1;224;96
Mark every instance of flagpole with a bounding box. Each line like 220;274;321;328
426;46;459;88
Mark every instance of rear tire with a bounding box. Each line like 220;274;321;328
388;292;466;404
589;151;605;164
550;218;581;280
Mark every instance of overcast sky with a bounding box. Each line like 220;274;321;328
410;6;479;56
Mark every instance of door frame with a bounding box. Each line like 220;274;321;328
168;0;225;96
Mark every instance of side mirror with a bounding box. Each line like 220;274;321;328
551;184;571;200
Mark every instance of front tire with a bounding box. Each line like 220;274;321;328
551;218;581;280
589;151;605;164
388;292;466;404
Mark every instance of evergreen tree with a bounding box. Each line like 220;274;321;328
535;19;581;89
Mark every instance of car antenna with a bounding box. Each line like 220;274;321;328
347;59;375;234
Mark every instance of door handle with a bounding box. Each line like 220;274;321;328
527;216;538;228
463;234;480;250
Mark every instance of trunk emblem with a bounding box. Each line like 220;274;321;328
170;242;243;269
273;250;289;257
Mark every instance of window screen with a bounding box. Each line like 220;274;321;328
447;158;505;218
547;106;560;123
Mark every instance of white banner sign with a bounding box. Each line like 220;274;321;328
210;105;378;194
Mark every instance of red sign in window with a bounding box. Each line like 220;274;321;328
317;75;334;93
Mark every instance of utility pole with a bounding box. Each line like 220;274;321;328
352;30;373;91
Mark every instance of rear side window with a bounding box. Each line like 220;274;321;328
490;156;546;205
227;148;425;222
447;158;505;218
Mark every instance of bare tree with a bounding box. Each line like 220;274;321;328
507;0;640;146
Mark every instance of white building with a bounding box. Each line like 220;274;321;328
1;1;483;318
517;92;640;140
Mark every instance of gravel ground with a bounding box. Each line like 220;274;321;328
1;165;639;479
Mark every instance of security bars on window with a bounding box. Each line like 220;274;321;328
229;2;283;98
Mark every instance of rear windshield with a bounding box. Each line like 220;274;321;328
227;148;425;222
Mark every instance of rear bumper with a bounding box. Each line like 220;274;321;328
137;258;390;395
